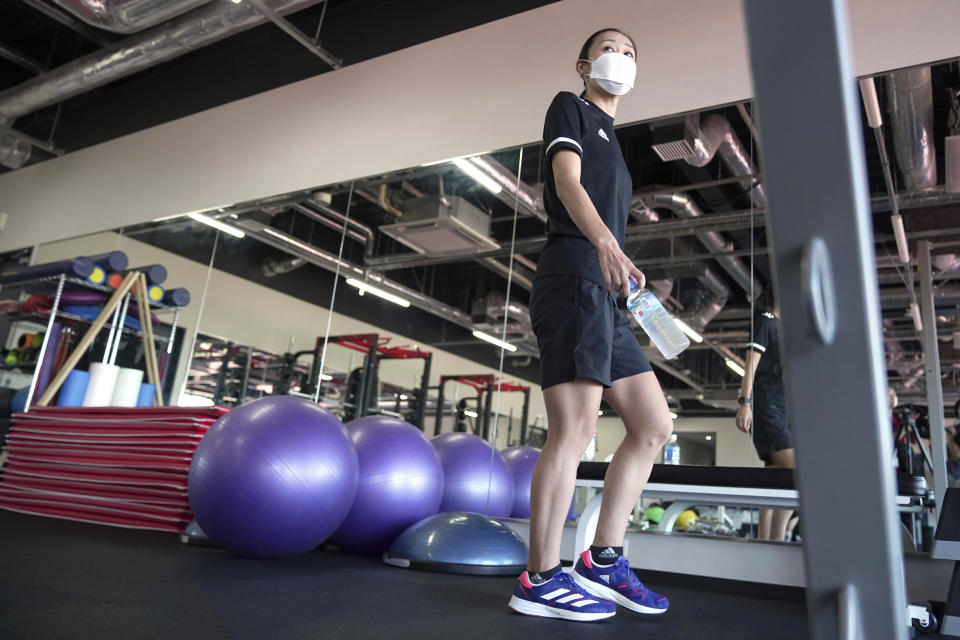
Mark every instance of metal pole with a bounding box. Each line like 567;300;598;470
918;240;949;520
23;274;65;411
417;354;432;431
434;377;447;436
742;0;906;637
239;348;253;405
482;383;493;442
520;388;530;446
245;0;342;68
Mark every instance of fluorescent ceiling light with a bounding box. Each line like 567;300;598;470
472;330;517;352
463;409;479;418
399;394;409;400
674;318;704;344
346;278;411;308
598;410;604;417
453;157;503;194
319;373;334;381
725;359;746;377
188;212;245;238
670;411;679;420
705;435;713;441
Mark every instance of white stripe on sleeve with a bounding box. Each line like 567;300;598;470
545;136;583;156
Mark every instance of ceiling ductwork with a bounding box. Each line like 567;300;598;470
470;155;547;223
381;195;499;257
234;219;537;357
886;67;938;191
49;0;213;34
261;256;306;277
0;0;324;127
652;113;768;210
473;291;532;336
643;192;763;300
0;132;30;169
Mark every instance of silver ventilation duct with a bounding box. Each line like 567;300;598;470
0;0;323;126
262;256;306;277
470;155;547;223
644;192;763;300
886;67;938;190
50;0;213;34
670;113;769;209
633;205;728;326
0;133;30;169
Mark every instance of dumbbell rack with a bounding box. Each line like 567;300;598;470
0;273;182;411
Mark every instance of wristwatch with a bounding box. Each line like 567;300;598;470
737;396;751;405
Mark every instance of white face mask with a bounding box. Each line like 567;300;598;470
582;52;636;96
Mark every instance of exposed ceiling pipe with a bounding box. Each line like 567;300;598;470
644;192;763;300
0;0;324;126
684;113;768;210
476;257;533;291
235;219;537;356
469;155;547;223
886;67;938;190
0;133;30;170
880;286;960;308
262;256;307;277
634;205;728;328
49;0;213;34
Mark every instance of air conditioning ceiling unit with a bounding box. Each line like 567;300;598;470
380;195;500;256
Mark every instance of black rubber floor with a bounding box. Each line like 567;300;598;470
0;509;815;639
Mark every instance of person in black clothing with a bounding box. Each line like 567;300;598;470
735;294;795;541
508;28;672;622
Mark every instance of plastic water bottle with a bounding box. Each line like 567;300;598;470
664;434;681;465
626;282;690;359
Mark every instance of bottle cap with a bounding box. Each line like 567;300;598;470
628;278;639;294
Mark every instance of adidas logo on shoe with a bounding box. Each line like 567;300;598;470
600;575;611;584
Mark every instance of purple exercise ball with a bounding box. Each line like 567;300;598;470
501;445;577;521
432;432;515;517
501;445;541;518
329;416;444;555
188;396;359;558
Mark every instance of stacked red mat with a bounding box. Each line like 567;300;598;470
0;406;227;533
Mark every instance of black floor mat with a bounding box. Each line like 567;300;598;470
0;509;811;639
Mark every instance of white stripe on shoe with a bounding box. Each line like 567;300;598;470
540;588;568;601
571;570;667;615
508;596;615;622
570;599;600;608
555;594;583;604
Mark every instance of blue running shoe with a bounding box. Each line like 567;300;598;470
508;569;616;621
572;550;669;614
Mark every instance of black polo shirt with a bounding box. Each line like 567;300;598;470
535;91;633;287
748;312;783;388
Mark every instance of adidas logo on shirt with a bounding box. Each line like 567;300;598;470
598;128;610;142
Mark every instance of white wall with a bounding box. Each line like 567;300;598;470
2;0;959;250
32;232;546;431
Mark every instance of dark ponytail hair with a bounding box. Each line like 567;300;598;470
578;28;638;97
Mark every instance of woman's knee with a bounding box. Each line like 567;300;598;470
624;418;673;449
545;421;596;457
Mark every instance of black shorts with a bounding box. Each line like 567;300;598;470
530;275;653;389
752;382;792;465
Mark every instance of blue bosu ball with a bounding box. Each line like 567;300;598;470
383;511;527;575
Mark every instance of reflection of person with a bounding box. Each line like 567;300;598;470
508;28;672;622
735;296;796;541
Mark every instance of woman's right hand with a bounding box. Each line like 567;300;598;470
596;235;644;297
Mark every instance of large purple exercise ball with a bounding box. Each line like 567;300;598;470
501;445;577;521
329;416;444;555
188;396;359;558
432;432;514;517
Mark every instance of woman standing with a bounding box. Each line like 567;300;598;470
507;28;674;622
